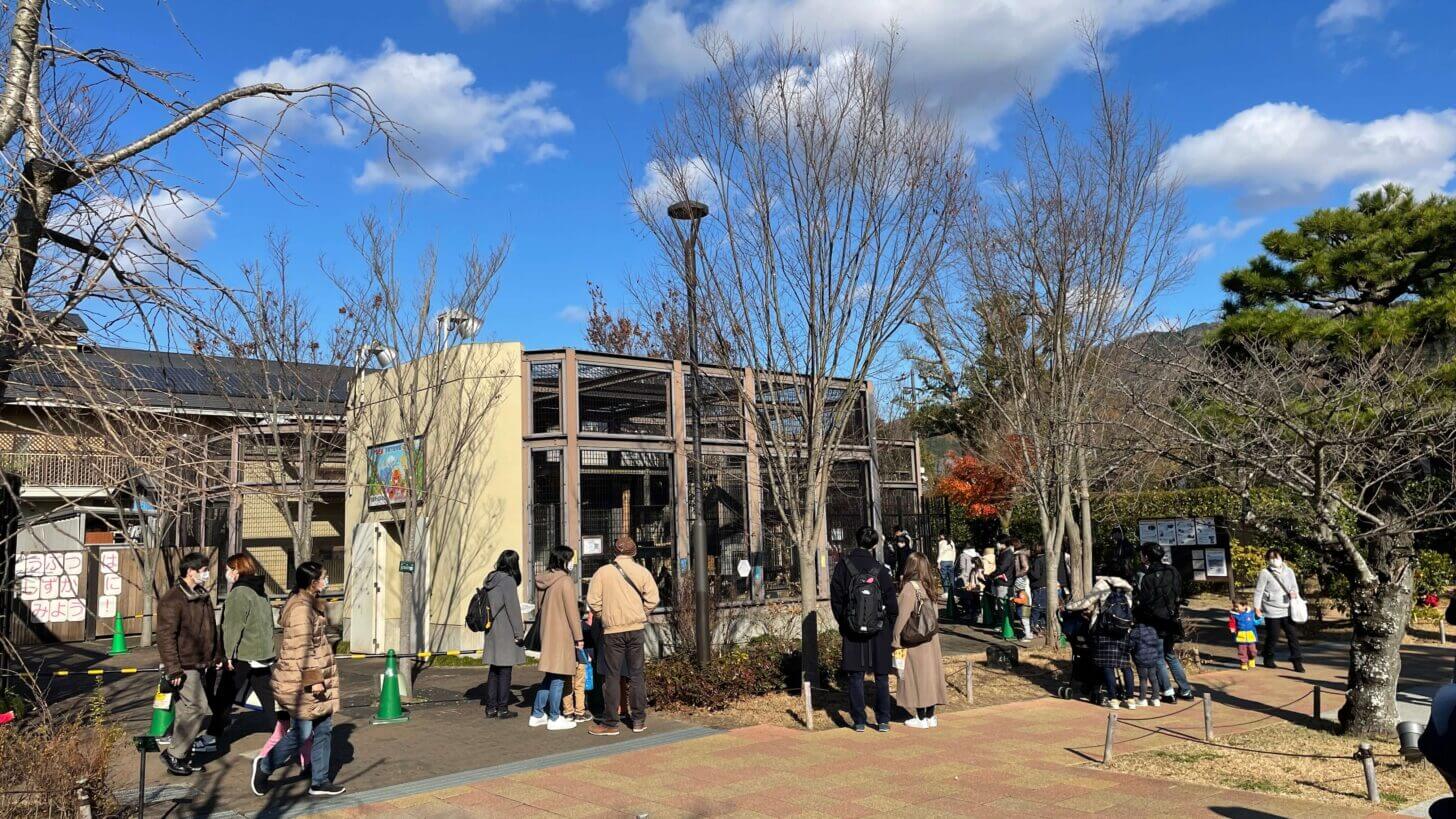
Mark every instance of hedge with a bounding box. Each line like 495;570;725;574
646;632;842;710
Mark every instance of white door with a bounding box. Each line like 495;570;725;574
346;522;385;654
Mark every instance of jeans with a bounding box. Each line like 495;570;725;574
1262;616;1303;664
262;714;332;787
532;674;567;719
486;665;513;710
170;669;212;759
938;562;955;600
1101;667;1133;701
600;630;646;728
846;672;891;727
1031;587;1048;630
1155;635;1191;694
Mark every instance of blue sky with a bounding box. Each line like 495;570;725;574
58;0;1456;349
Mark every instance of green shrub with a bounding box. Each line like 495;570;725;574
646;631;842;710
1415;550;1455;597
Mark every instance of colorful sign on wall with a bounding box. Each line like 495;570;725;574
366;437;424;509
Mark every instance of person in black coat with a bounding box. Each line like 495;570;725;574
830;526;899;733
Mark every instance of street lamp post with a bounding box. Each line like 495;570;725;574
669;198;711;668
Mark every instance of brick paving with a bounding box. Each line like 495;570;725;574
310;663;1406;818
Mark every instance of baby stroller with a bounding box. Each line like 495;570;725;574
1058;608;1100;700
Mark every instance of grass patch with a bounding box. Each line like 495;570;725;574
1112;722;1446;809
426;654;485;668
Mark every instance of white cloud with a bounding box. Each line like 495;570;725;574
45;190;218;286
632;156;713;211
613;0;1220;144
446;0;609;27
557;305;589;322
234;40;573;189
1163;102;1456;209
527;143;567;163
1187;216;1260;242
1316;0;1390;32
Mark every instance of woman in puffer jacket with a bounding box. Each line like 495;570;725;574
250;562;345;799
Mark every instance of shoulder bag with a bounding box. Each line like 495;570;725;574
522;588;545;653
900;583;939;647
1269;569;1308;624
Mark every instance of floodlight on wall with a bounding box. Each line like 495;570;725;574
434;309;483;341
357;342;397;369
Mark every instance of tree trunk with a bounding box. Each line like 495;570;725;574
798;540;819;688
397;517;418;696
1075;446;1094;592
1339;535;1414;737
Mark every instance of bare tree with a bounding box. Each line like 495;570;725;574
630;34;968;679
1129;335;1456;734
334;208;509;684
919;36;1189;644
197;234;356;569
0;1;415;407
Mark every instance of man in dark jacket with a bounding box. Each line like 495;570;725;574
830;526;899;733
1133;542;1193;702
157;552;222;776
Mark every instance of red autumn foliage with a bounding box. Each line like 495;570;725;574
935;453;1016;519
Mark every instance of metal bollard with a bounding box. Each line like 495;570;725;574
1356;742;1380;803
76;779;92;819
1313;684;1322;723
1103;712;1117;765
966;659;974;705
802;673;814;732
1203;693;1214;741
1442;618;1448;645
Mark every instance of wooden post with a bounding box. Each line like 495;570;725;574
1313;684;1322;723
1358;743;1379;803
802;673;814;732
965;659;974;705
1202;693;1214;741
75;779;92;819
1102;712;1117;765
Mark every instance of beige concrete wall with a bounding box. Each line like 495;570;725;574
344;342;524;652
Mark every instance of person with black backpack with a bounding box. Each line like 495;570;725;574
1088;574;1137;709
475;550;525;719
830;526;900;733
1134;542;1195;702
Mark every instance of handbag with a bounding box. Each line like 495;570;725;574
522;589;545;653
1269;569;1308;624
579;647;595;691
900;584;939;647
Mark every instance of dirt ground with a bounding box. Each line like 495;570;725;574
1110;722;1446;811
658;649;1069;731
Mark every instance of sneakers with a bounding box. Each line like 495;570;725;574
485;708;499;718
308;783;346;797
547;716;576;731
1124;699;1138;710
927;716;939;728
588;723;620;737
905;717;928;729
1177;689;1195;701
631;721;647;734
191;735;218;755
572;711;594;723
250;755;269;796
876;722;891;733
160;751;192;777
1107;699;1121;710
853;723;867;733
528;714;549;727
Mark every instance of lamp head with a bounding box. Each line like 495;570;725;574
667;200;709;221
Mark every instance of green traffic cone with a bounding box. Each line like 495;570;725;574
1000;599;1016;641
147;683;174;739
372;649;408;724
108;611;127;656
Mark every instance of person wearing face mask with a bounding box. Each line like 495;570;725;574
207;553;283;748
1254;548;1306;673
251;561;344;798
156;552;223;777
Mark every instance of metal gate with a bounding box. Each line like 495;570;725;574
880;495;952;557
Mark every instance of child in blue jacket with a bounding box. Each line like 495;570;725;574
1128;622;1164;706
1229;602;1265;670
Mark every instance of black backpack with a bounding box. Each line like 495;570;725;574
1098;588;1134;638
465;582;494;634
846;563;886;636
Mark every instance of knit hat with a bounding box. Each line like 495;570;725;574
615;535;638;556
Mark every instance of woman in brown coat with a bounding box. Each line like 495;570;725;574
530;546;583;731
250;562;344;798
892;553;948;729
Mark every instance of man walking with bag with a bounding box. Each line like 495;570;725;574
586;536;660;736
1255;548;1306;673
157;552;222;776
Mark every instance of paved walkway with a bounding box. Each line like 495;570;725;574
301;665;1402;818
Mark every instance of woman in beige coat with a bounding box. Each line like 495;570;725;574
892;553;948;729
251;562;344;798
530;546;583;731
